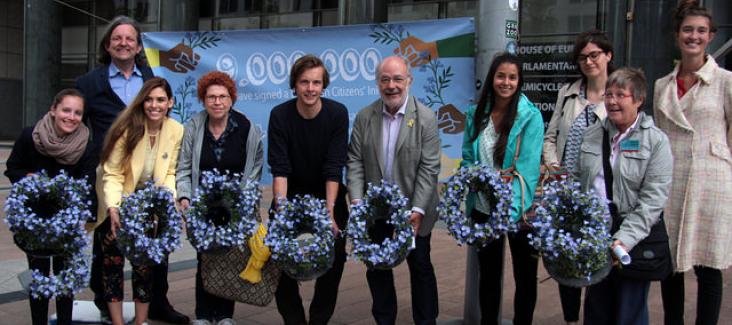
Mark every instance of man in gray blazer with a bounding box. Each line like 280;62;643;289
347;55;441;325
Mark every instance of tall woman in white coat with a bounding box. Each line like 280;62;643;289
653;2;732;324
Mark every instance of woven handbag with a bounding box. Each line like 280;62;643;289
200;246;281;306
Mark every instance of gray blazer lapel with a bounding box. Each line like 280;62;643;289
395;97;417;156
370;103;386;177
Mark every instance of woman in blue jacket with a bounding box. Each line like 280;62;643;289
461;53;544;325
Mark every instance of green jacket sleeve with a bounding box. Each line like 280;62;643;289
510;107;545;222
461;105;477;168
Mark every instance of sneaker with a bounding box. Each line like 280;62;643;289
216;318;237;325
190;319;213;325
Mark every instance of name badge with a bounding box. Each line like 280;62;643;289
620;139;640;152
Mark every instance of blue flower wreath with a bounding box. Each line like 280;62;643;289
438;164;515;247
3;170;91;298
266;195;334;281
347;181;415;270
29;248;90;299
186;169;260;252
528;178;613;286
118;180;182;265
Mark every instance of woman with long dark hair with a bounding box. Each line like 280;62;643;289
654;1;732;324
96;77;184;325
542;29;613;325
5;88;95;325
461;53;544;325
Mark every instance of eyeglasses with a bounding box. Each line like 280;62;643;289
379;76;409;85
205;95;230;103
577;50;605;63
603;92;633;100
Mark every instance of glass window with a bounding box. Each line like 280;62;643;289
447;1;477;18
266;0;313;13
520;0;599;128
320;9;339;26
266;12;313;28
388;3;439;22
217;16;262;30
521;0;596;37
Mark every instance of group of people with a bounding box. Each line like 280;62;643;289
4;1;729;325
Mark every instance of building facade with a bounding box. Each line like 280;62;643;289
0;0;729;139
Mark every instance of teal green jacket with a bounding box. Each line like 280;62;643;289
460;93;544;222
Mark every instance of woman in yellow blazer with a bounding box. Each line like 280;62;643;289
95;77;184;325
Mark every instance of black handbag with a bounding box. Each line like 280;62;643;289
603;130;672;281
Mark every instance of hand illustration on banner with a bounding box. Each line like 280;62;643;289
395;36;439;68
160;43;201;73
437;104;466;134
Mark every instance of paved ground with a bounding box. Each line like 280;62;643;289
0;146;730;324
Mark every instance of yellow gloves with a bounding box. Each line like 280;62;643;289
240;223;271;283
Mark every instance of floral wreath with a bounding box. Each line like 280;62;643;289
4;171;91;298
118;180;182;265
438;164;515;247
265;195;334;281
347;181;415;270
186;169;260;252
528;178;612;286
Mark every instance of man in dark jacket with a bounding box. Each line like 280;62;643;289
75;15;189;324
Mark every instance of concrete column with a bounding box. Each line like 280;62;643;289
159;0;199;31
23;0;62;126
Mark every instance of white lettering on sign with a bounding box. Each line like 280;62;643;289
517;44;573;55
522;61;575;72
243;48;382;86
522;81;567;92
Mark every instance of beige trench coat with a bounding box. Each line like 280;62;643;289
653;56;732;271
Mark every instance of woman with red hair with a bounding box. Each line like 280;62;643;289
176;71;264;325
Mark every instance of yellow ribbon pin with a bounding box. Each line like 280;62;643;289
407;119;415;128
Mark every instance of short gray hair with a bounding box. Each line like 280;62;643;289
375;56;412;80
606;67;647;106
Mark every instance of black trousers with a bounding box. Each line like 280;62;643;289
584;269;650;325
558;284;582;322
661;266;723;325
195;252;235;321
275;236;347;325
274;185;349;325
366;232;439;325
26;255;73;325
474;209;538;325
91;217;172;310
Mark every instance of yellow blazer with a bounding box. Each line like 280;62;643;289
89;117;184;231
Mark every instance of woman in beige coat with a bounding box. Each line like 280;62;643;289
653;2;732;324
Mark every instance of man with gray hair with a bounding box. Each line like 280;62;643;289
347;55;440;325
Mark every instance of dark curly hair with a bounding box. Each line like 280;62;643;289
673;0;717;34
197;71;238;104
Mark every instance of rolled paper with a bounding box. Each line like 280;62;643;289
612;245;631;265
240;223;271;283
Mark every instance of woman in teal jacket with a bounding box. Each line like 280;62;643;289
461;53;544;325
